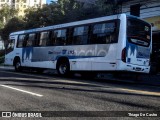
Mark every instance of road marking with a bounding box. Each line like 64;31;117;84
117;88;160;96
0;85;43;97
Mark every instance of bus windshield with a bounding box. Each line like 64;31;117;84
127;18;151;47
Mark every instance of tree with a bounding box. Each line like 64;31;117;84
23;7;42;29
0;5;18;29
56;0;81;21
0;17;25;41
0;0;119;43
72;0;120;20
23;0;83;28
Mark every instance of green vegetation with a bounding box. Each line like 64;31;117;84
0;0;119;43
0;5;18;29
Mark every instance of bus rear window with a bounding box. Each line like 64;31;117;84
127;18;151;46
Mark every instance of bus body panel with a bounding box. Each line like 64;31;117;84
116;61;150;73
125;16;152;72
126;42;150;66
91;44;117;71
116;14;127;61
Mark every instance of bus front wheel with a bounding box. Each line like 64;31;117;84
56;59;70;76
14;60;22;72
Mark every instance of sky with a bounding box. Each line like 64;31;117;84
47;0;52;4
47;0;56;4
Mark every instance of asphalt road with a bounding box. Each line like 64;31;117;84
0;67;160;119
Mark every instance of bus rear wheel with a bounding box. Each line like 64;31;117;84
57;60;70;76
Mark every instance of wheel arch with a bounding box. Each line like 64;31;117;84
56;57;70;69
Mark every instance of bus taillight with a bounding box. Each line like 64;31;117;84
121;48;126;63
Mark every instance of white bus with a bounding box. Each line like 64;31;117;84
5;14;152;76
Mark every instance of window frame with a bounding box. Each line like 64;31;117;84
17;34;26;48
16;19;120;48
26;33;37;47
51;28;67;46
127;17;151;47
89;19;120;45
39;31;52;47
71;25;90;45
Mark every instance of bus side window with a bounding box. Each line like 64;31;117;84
39;31;50;46
26;33;37;47
73;26;89;45
91;21;118;44
17;34;26;47
53;29;67;46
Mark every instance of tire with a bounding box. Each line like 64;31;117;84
57;60;70;76
14;60;22;72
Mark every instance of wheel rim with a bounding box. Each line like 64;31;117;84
59;64;67;75
16;62;21;70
